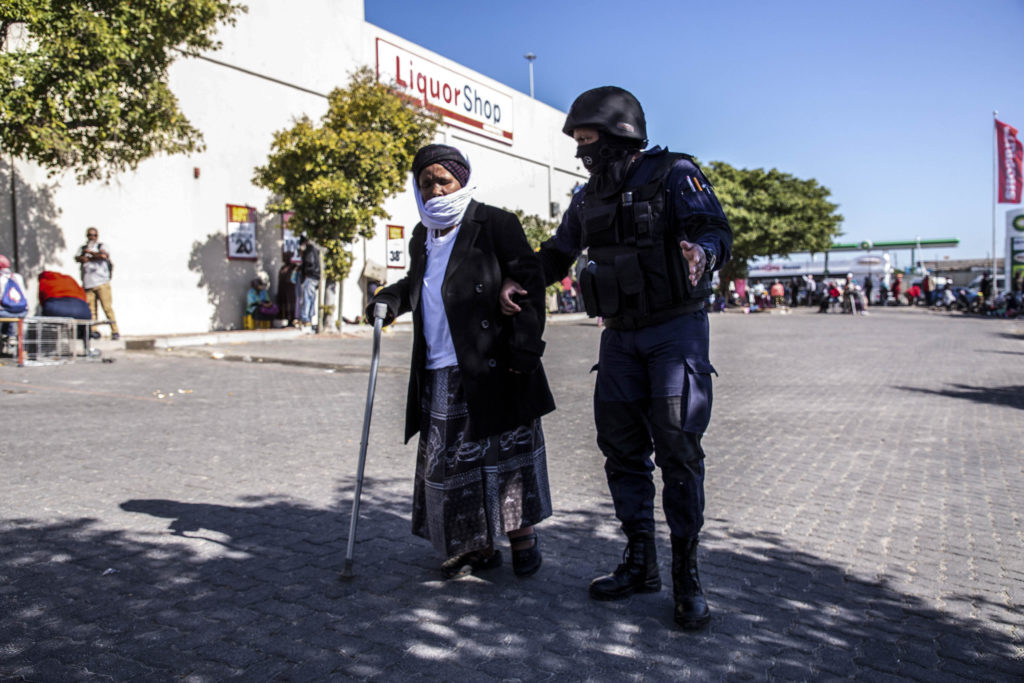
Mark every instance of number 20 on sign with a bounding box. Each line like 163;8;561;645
226;204;258;260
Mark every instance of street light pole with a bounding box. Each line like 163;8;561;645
524;53;536;98
8;152;16;273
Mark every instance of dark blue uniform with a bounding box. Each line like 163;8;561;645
539;147;732;540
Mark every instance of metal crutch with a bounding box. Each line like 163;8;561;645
341;302;388;579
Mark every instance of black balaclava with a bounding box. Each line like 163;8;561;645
577;132;641;198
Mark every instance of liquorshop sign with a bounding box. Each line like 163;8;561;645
376;38;513;144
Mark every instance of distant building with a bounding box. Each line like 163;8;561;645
918;258;1005;287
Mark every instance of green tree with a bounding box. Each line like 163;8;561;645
253;67;438;282
704;161;843;287
504;207;564;300
1;0;245;182
505;207;558;251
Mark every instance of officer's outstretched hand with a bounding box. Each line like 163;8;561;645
499;278;526;316
680;240;706;286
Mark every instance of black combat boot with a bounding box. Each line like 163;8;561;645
672;535;710;629
589;533;661;601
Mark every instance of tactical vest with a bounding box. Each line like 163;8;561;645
577;151;712;329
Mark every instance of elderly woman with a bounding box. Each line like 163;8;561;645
368;144;554;579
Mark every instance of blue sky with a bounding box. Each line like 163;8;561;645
366;0;1024;266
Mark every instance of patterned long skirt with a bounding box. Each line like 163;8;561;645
412;366;552;558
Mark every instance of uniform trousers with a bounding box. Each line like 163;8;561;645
594;311;715;540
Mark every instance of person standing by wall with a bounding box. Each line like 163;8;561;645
75;227;119;340
297;235;320;330
277;252;299;325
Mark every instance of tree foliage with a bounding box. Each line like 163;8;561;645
505;207;558;251
504;207;564;298
253;67;439;282
704;161;844;285
0;0;245;182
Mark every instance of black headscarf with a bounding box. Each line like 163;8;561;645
412;144;470;187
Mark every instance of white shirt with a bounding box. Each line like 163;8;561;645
422;226;460;370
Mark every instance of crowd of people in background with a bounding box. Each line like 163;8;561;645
714;268;1024;319
543;266;1024;320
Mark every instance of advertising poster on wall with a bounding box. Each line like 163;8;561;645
281;212;303;264
226;204;258;260
386;225;406;269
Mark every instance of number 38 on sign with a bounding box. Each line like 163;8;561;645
386;225;406;269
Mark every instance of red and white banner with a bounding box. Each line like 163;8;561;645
996;119;1023;203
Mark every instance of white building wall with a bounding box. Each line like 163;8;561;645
0;0;584;335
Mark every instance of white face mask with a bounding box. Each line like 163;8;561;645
414;183;476;232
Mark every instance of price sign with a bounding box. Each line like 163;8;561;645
281;212;302;263
386;225;406;269
226;204;258;260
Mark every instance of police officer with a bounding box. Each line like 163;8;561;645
500;86;732;629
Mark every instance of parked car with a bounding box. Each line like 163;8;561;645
966;274;1006;295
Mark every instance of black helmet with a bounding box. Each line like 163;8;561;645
562;86;646;142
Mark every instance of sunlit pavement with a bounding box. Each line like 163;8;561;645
2;307;1022;680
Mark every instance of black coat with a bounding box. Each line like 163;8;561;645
371;201;555;443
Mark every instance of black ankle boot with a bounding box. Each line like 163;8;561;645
672;535;710;629
589;533;661;601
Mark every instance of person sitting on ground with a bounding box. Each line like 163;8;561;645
818;281;841;313
906;282;921;307
246;278;277;322
940;282;956;310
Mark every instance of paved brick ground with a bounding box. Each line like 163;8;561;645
1;307;1022;681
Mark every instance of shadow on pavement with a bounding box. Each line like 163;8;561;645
0;479;1020;680
894;383;1024;411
